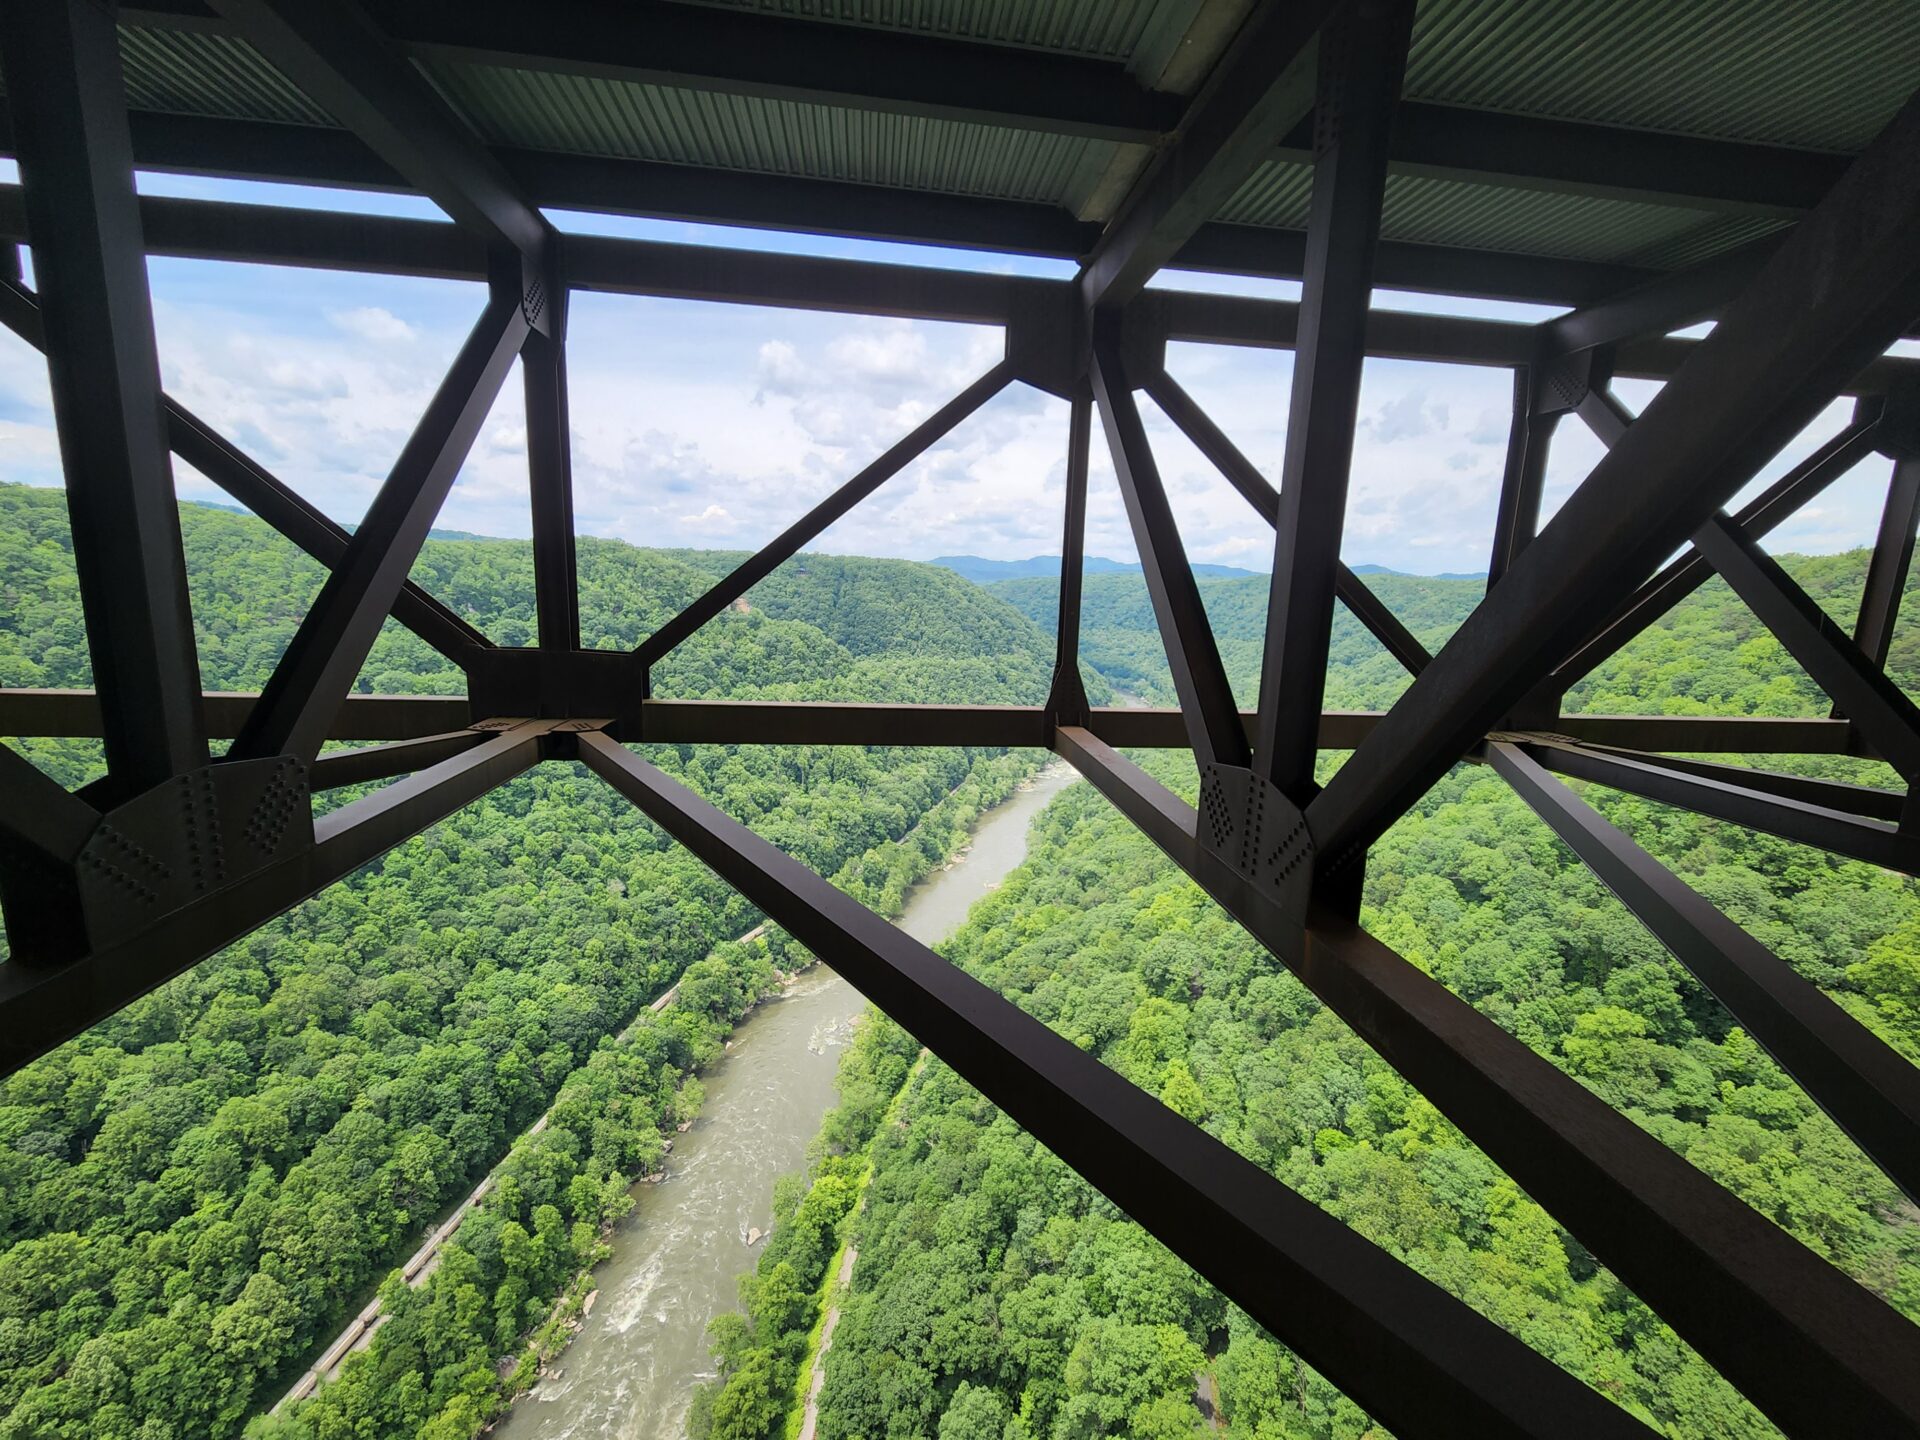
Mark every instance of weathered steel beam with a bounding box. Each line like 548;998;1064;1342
635;362;1014;673
1853;453;1920;671
1574;384;1634;448
390;0;1178;144
1550;407;1886;690
1092;338;1248;767
307;728;493;791
0;689;472;742
1538;741;1904;821
1542;239;1780;356
123;4;1851;219
1515;735;1918;875
207;0;549;261
0;722;546;1075
1309;90;1920;871
1348;103;1843;219
7;187;1918;395
1493;741;1920;1203
578;731;1660;1440
1487;367;1559;589
523;280;580;651
1057;726;1920;1438
1175;222;1656;305
1256;0;1412;802
1081;0;1336;308
1044;391;1096;725
1;688;1868;758
128;0;1178;143
1143;366;1429;674
1693;514;1920;780
0;0;208;799
18;105;1666;302
230;292;530;762
0;743;98;962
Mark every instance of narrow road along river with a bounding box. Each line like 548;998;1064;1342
495;760;1079;1440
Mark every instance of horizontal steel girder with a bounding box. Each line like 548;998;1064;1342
0;689;1869;756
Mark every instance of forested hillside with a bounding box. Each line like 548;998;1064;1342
989;558;1920;723
703;548;1920;1440
0;484;1078;1440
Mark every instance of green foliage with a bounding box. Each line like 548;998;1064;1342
0;486;1056;1440
762;548;1920;1440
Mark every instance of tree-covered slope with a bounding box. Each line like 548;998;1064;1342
699;547;1920;1440
990;552;1920;723
0;484;1062;1440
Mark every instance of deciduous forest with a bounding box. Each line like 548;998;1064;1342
0;485;1080;1440
698;558;1920;1440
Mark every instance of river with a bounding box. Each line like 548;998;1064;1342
494;759;1079;1440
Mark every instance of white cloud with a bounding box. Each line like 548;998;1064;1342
1;259;1891;578
328;306;418;344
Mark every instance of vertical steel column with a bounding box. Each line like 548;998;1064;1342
1852;453;1920;672
0;0;208;797
1487;367;1559;588
1254;0;1412;803
1045;389;1094;726
523;281;581;650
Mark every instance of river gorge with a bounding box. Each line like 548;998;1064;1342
494;760;1080;1440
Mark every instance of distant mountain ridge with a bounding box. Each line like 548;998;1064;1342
933;554;1262;584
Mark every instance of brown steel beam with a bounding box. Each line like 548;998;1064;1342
0;689;471;742
207;0;549;262
0;0;208;798
0;275;490;666
578;731;1659;1440
0;722;547;1074
1542;238;1780;356
118;7;1853;223
2;690;1868;757
1540;741;1904;822
7;188;1920;395
1308;90;1920;871
635;362;1013;673
307;728;493;791
1058;725;1920;1438
1693;514;1920;781
1549;407;1886;691
1143;366;1430;673
1256;0;1412;803
1092;337;1248;767
1515;734;1919;875
128;0;1178;144
230;291;529;763
1081;0;1336;308
1852;452;1920;671
1487;366;1559;589
1044;390;1095;726
1493;741;1920;1203
1323;102;1844;220
523;278;580;651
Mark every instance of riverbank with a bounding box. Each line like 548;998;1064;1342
268;923;770;1414
264;751;1042;1438
499;760;1079;1440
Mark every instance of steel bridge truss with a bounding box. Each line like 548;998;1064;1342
3;2;1920;1435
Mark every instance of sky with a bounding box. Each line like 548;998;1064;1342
0;166;1904;577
